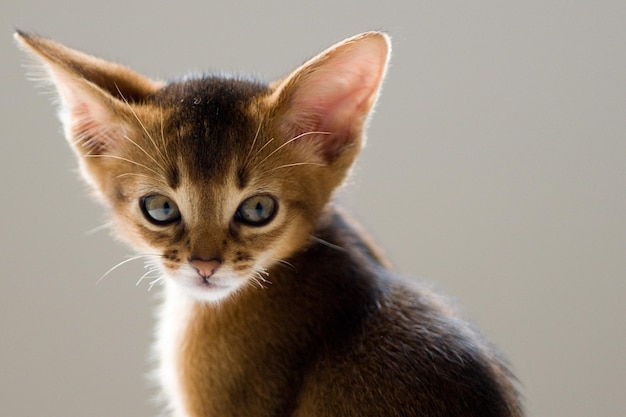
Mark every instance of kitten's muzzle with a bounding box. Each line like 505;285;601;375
190;257;223;279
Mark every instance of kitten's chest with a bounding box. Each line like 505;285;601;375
156;282;304;417
157;284;240;417
156;284;197;416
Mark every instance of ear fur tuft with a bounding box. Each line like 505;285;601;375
14;31;163;155
14;31;164;156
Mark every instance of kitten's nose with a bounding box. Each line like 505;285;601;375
190;257;222;278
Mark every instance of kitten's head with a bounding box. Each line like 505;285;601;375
16;31;390;302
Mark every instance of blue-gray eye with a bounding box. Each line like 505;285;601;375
235;195;277;226
141;195;181;225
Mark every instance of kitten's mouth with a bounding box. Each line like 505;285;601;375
198;276;226;289
171;272;240;302
166;266;244;302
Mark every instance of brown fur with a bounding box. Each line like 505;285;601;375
16;30;523;416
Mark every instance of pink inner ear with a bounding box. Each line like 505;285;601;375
67;100;125;154
280;35;389;162
302;96;367;161
284;74;380;162
37;64;128;156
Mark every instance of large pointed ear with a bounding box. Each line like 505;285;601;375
14;31;165;156
269;32;390;165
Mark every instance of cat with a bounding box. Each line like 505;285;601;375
16;30;523;417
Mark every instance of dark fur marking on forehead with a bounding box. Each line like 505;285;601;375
168;165;180;189
237;166;249;189
152;76;269;183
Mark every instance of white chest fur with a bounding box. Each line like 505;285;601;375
155;282;196;417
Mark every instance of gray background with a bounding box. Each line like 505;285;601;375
1;1;624;416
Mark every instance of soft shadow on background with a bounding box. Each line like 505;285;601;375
1;1;624;416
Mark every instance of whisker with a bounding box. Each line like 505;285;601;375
258;161;326;177
252;136;275;160
97;254;161;285
310;235;346;253
275;259;297;271
121;134;166;171
158;107;173;167
250;273;268;289
247;266;272;290
84;221;113;236
148;276;164;291
136;269;156;286
273;162;326;169
114;83;170;168
245;117;264;166
249;276;262;289
114;172;157;181
84;154;163;178
136;262;162;286
256;131;331;167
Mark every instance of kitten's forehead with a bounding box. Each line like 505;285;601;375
155;75;268;123
154;76;269;183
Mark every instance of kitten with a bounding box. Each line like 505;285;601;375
16;31;523;417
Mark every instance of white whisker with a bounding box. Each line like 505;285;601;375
84;154;163;177
249;267;271;289
114;172;156;181
258;161;326;177
121;134;167;172
148;276;164;291
245;117;264;165
136;270;151;286
256;131;331;167
251;136;275;160
97;254;161;285
275;259;297;271
114;83;169;167
136;265;161;287
84;222;113;236
158;107;173;167
310;235;346;253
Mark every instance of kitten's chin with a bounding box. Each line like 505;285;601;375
164;271;244;303
183;285;238;303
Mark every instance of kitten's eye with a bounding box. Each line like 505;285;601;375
235;194;277;226
141;195;181;225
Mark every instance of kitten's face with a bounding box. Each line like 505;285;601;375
16;31;389;302
101;79;332;302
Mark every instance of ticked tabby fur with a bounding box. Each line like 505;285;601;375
16;30;523;417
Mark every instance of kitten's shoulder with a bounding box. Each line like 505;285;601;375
305;209;522;416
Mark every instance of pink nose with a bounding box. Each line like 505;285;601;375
190;258;222;278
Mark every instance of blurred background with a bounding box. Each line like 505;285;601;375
1;1;624;416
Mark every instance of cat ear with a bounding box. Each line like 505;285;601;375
270;32;390;164
14;31;164;156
